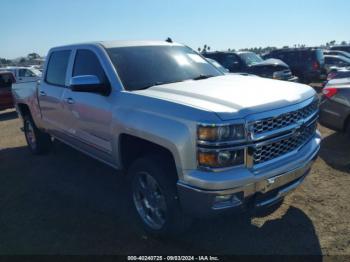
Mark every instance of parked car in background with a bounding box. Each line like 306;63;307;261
263;48;326;83
324;55;350;73
206;58;229;74
327;68;350;81
0;71;15;110
330;45;350;53
320;77;350;136
29;65;44;72
12;40;320;236
0;67;42;83
323;50;350;59
206;58;257;77
203;51;298;82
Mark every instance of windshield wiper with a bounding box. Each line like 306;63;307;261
134;75;216;90
136;80;185;90
192;74;214;80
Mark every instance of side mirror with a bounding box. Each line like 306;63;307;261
69;75;110;95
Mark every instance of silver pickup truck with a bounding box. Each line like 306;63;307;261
12;40;321;236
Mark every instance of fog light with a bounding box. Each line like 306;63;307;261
215;195;232;202
231;195;243;206
213;194;243;209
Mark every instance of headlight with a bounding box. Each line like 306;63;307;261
197;124;245;142
198;149;245;168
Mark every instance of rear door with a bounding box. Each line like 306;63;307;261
39;50;72;134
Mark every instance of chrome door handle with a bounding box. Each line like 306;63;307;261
64;98;75;104
39;90;46;96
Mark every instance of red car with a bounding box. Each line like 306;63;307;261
0;71;15;110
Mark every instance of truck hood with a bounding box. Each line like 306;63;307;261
135;75;315;121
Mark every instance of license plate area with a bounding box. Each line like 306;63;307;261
255;161;312;194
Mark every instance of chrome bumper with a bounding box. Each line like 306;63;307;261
177;134;320;216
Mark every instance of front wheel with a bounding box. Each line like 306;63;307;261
23;115;52;154
128;155;191;237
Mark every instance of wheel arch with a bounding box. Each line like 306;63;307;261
118;134;177;173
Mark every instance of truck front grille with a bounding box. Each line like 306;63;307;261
253;120;317;165
250;99;318;135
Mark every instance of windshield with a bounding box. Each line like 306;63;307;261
239;52;264;66
106;46;223;90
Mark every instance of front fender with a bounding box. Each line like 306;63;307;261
112;108;197;180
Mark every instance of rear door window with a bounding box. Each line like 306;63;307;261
45;50;71;86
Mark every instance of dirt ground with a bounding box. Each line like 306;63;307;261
0;108;349;255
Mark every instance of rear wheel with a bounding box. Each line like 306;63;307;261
23;115;52;154
128;155;191;237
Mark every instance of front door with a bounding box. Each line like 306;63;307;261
62;49;114;163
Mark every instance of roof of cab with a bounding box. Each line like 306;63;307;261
51;40;183;50
100;40;183;48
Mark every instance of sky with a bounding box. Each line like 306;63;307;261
1;0;349;59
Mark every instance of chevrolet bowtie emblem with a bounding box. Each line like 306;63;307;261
295;122;306;137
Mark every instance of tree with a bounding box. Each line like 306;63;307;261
199;44;211;53
326;40;336;47
239;46;277;55
0;58;11;65
27;53;40;60
20;58;26;63
341;41;347;45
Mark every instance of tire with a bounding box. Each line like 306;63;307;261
128;155;191;237
23;114;52;154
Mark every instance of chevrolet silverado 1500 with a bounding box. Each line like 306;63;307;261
12;41;321;236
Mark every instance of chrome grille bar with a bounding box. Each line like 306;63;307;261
252;120;317;165
249;99;318;136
